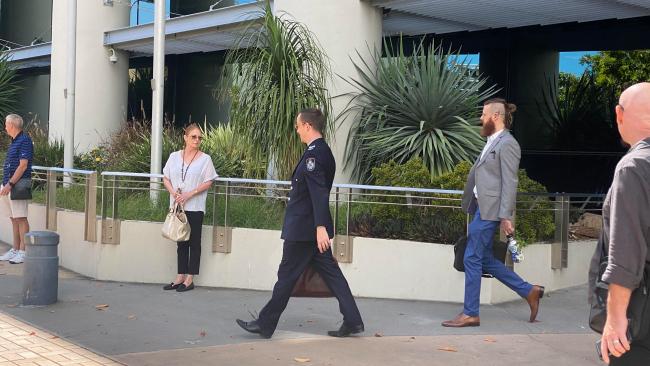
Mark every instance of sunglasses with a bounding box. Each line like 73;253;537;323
188;135;203;141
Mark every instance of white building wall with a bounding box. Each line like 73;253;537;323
48;0;129;152
273;0;383;183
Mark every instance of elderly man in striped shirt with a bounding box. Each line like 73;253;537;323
0;114;34;264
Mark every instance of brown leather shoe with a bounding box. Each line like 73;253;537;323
441;313;480;327
526;285;545;322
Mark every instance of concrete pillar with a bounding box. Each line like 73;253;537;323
49;0;129;153
480;47;559;149
273;0;383;183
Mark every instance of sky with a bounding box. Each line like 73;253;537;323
459;51;597;75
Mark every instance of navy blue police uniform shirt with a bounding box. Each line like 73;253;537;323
281;137;335;242
3;131;34;186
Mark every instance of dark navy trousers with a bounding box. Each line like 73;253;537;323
463;207;532;316
257;240;363;335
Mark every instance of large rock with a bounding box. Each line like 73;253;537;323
570;213;602;239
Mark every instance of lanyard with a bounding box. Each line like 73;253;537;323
179;149;199;192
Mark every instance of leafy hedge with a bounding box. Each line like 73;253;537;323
24;121;264;179
348;159;555;245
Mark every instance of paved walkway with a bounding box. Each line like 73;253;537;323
0;242;604;366
0;311;121;366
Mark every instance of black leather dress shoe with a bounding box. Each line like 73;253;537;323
163;282;181;291
327;323;364;337
176;283;195;292
236;319;271;339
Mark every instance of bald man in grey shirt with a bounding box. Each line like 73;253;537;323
590;82;650;365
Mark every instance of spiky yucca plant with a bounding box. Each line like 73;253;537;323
340;40;497;183
0;52;21;119
221;2;331;180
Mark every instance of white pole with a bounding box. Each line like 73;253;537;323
150;0;166;199
63;0;77;185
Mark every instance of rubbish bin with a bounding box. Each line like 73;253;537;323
22;231;59;306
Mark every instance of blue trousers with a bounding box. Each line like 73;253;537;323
463;207;533;316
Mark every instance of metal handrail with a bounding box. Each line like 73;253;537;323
101;171;164;179
33;166;96;175
93;171;607;201
31;168;603;265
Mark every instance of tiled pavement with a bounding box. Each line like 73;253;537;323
0;311;121;366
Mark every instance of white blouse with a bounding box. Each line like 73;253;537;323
163;151;218;212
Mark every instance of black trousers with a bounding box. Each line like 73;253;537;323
177;211;204;275
610;334;650;366
257;240;363;335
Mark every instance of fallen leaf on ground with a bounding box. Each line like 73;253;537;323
95;304;109;310
374;332;383;337
484;338;497;343
51;336;59;339
437;346;458;352
127;315;136;320
29;332;36;336
294;357;311;363
199;330;207;337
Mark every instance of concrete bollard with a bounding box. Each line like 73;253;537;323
22;231;59;306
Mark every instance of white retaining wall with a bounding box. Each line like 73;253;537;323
0;203;596;304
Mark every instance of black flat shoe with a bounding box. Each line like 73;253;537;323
176;283;195;292
236;319;272;339
163;282;181;290
327;322;364;337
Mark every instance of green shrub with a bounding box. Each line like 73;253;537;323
340;39;497;183
75;146;111;171
431;161;556;246
27;124;64;167
349;159;555;245
515;172;556;245
105;121;182;173
348;158;465;244
200;123;266;179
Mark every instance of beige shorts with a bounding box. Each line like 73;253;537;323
0;185;29;218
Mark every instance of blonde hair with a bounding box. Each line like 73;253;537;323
183;123;201;135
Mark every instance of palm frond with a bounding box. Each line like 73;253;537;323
220;2;332;179
0;52;22;118
339;38;497;183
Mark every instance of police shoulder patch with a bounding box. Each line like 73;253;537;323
306;157;316;171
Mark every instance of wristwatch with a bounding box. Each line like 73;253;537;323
7;181;15;187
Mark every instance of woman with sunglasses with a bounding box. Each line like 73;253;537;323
161;123;218;292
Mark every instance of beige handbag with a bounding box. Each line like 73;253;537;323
161;203;191;242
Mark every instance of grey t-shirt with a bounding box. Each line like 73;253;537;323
590;138;650;291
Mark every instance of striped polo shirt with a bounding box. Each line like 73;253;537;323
3;131;34;185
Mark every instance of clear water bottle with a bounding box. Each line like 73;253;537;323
506;234;523;263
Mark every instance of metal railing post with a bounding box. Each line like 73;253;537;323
46;170;58;231
213;181;232;253
84;172;98;242
552;194;570;269
334;187;353;263
101;175;120;244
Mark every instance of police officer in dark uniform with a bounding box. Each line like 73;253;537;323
236;108;364;338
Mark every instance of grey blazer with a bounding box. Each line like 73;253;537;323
461;130;520;221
